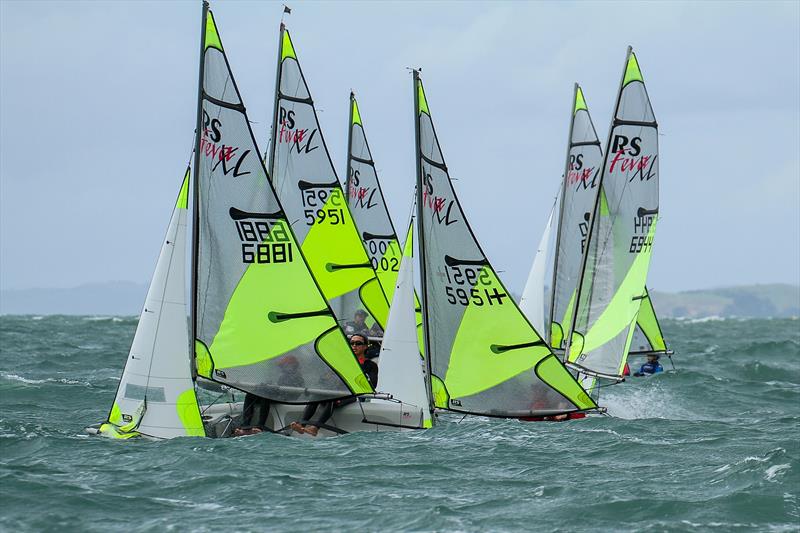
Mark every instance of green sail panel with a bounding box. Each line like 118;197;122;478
567;48;660;377
414;73;596;416
345;94;403;312
630;286;669;354
268;28;389;334
194;11;371;404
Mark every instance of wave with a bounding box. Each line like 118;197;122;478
0;372;92;387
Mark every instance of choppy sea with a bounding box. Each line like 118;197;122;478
0;315;798;531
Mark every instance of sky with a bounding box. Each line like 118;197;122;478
1;0;798;294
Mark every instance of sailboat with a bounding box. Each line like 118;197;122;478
561;48;661;382
267;27;390;335
412;70;597;418
521;83;671;373
91;4;427;439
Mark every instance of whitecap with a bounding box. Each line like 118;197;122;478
765;463;790;482
0;373;45;384
0;372;90;387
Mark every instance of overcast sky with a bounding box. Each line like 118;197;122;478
1;0;798;293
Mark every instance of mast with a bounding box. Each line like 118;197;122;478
548;82;578;353
345;91;355;196
267;22;285;178
564;47;632;365
190;1;209;378
413;69;434;417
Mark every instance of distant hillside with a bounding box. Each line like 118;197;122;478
650;284;800;319
0;281;146;316
0;281;797;318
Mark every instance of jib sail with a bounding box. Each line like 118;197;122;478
267;28;389;333
413;71;596;417
519;196;557;341
629;287;669;355
193;9;372;403
566;48;660;378
101;169;204;439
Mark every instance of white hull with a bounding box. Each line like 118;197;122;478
203;396;426;438
88;395;428;439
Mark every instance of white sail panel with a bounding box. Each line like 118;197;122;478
519;204;555;338
376;253;431;428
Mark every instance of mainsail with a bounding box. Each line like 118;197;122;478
193;8;372;403
345;93;403;306
629;287;670;355
547;85;605;351
413;71;596;417
268;28;389;332
566;48;660;379
101;169;205;439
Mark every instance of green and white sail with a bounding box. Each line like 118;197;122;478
100;169;204;439
345;93;403;308
547;85;605;351
268;28;389;332
413;71;596;417
566;48;660;379
629;287;670;355
193;10;372;403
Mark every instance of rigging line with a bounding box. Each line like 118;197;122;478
200;391;229;415
586;379;624;391
667;353;676;370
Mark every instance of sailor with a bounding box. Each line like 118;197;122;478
291;334;378;437
349;333;378;386
234;355;303;437
345;309;371;336
633;353;664;377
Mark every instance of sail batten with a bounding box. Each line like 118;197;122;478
413;71;596;417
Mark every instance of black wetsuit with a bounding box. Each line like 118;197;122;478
241;393;270;428
302;358;378;428
242;369;305;429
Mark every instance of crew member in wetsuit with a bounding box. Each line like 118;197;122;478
634;353;664;377
234;355;303;436
345;309;370;337
291;333;377;437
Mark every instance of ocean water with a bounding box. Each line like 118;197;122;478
0;315;797;532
